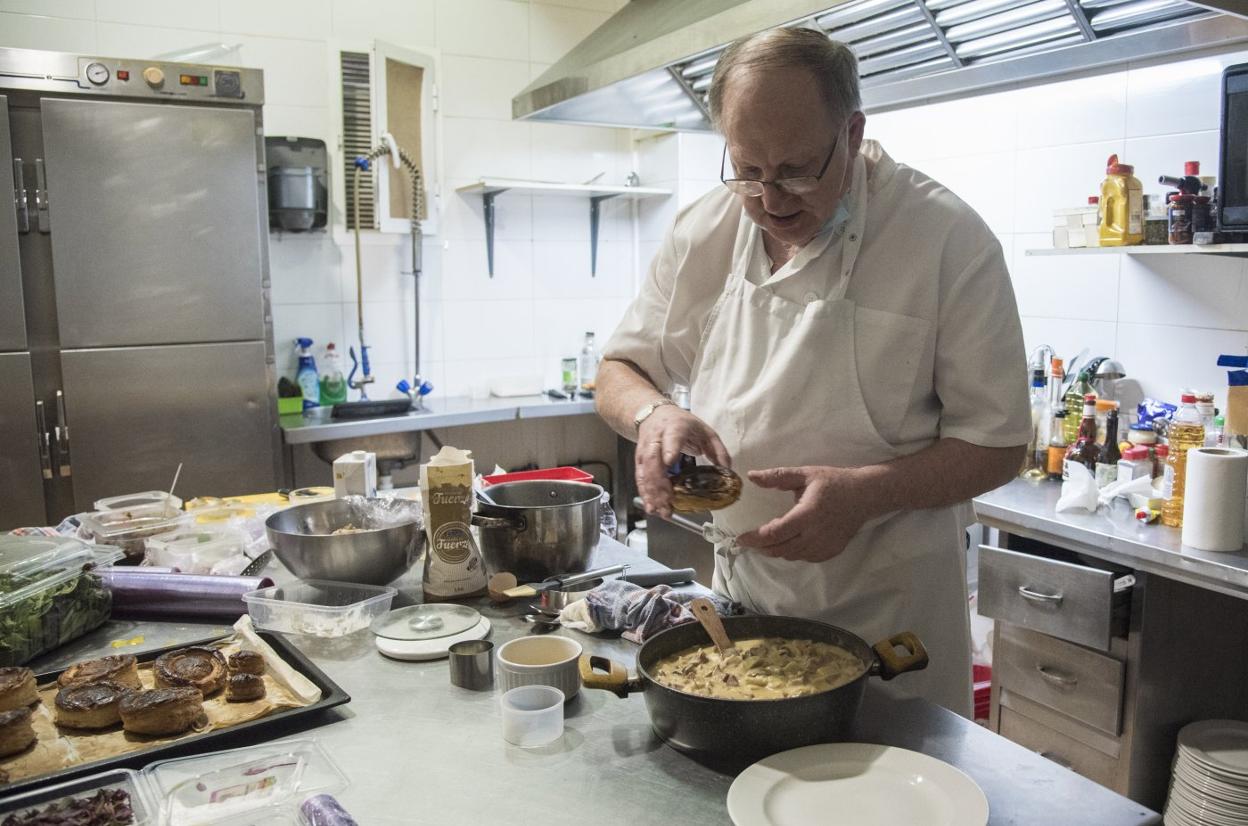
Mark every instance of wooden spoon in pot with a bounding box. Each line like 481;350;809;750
690;597;735;655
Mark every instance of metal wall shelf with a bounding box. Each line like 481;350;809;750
1026;244;1248;258
455;179;672;276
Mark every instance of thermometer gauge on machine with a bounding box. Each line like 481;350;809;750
85;62;110;85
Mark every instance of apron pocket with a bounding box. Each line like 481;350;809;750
853;306;931;443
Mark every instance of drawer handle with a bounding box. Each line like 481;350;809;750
1035;664;1078;689
1040;750;1073;769
1018;585;1063;605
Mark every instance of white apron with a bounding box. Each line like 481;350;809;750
688;162;973;716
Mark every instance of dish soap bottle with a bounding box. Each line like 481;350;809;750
319;342;348;406
295;337;319;411
1098;154;1144;246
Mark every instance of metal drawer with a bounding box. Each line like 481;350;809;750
996;624;1124;735
978;545;1129;650
999;705;1119;789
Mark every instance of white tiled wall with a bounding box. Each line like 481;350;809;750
668;46;1248;415
0;0;639;403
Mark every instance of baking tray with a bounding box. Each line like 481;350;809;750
1;630;350;797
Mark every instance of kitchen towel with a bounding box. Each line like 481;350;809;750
1182;448;1248;552
558;579;740;643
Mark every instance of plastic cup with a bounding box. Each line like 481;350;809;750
500;685;565;747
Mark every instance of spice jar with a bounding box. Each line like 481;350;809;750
1193;195;1215;234
1117;446;1151;481
1168;193;1194;244
1152;443;1169;480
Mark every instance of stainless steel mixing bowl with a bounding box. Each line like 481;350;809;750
265;497;424;585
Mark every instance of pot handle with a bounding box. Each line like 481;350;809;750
578;654;640;698
470;512;525;531
870;632;929;681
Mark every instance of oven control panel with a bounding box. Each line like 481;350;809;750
76;57;262;105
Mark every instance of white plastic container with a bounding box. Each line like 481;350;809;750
243;579;397;637
501;685;565;747
0;768;158;825
93;491;183;517
332;450;377;498
145;526;248;575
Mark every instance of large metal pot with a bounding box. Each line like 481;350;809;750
580;615;928;769
472;480;602;581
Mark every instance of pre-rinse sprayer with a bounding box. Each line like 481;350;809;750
348;132;431;404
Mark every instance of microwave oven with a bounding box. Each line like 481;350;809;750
1220;62;1248;233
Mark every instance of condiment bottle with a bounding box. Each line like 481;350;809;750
1099;154;1145;246
1046;410;1068;481
1063;395;1100;480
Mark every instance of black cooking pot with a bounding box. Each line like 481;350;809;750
579;615;928;768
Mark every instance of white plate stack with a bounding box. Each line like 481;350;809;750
1166;720;1248;826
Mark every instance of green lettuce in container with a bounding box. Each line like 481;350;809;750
0;535;123;667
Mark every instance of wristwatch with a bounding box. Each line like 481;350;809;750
633;397;677;433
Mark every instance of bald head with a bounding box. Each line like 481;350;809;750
708;28;861;131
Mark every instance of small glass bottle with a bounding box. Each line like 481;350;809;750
1022;368;1049;479
1152;444;1169;481
1095;408;1121;487
578;332;599;393
1046;410;1068;481
1064;395;1100;480
1168;193;1195;244
1210;414;1226;448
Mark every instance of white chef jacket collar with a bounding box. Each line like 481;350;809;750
744;148;870;288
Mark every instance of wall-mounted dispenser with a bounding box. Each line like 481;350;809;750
265;136;328;232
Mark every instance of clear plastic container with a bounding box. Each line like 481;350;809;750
145;526;248;575
79;508;190;561
144;740;348;826
500;685;565;747
0;535;124;666
243;579;397;637
93;490;184;518
0;768;158;825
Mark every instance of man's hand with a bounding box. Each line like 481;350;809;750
635;406;732;519
735;465;880;562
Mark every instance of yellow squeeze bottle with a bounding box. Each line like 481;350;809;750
1098;154;1144;246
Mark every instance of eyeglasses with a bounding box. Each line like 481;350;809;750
720;132;841;197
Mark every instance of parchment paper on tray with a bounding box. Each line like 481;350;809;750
0;616;322;785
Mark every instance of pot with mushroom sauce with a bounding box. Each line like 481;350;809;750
580;614;928;767
652;637;865;700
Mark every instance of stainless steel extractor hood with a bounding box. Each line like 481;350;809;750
513;0;1248;129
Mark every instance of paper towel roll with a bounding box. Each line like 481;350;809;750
1181;448;1248;552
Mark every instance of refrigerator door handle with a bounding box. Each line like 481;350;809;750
54;390;71;478
34;158;49;234
35;400;53;480
13;157;29;234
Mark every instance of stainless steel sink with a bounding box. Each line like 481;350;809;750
310;431;423;466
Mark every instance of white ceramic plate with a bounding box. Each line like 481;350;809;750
727;743;989;826
1179;722;1248;778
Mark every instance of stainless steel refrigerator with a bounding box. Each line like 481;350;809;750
0;47;281;528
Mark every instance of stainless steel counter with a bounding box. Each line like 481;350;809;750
279;394;595;445
975;478;1248;600
29;538;1159;825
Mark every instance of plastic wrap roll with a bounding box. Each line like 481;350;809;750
1181;448;1248;552
300;794;359;826
99;568;274;619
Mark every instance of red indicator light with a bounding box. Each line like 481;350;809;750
116;70;129;81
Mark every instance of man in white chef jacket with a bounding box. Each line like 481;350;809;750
596;28;1030;716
